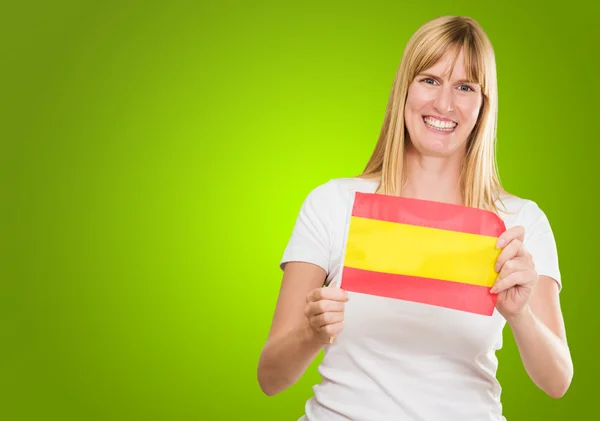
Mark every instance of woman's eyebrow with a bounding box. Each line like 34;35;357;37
417;72;440;79
455;78;478;84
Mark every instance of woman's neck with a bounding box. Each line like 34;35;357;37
402;148;464;205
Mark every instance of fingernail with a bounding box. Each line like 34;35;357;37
497;238;506;248
490;287;497;294
494;263;500;272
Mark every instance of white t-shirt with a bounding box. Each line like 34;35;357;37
280;176;561;421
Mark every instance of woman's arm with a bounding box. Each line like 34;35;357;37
258;262;343;396
506;275;573;398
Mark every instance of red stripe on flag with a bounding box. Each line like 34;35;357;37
341;266;497;316
351;192;506;237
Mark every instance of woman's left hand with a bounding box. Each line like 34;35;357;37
490;226;538;321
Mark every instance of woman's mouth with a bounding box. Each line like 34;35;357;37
423;116;457;132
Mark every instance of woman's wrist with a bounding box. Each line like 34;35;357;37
505;304;535;330
300;321;323;347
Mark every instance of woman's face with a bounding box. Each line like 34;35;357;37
404;48;483;158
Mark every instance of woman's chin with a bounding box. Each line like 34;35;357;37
410;140;461;158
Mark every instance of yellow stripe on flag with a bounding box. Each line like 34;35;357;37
344;216;501;287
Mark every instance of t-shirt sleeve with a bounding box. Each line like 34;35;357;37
523;202;562;291
279;182;334;274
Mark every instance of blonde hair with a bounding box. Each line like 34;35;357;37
360;15;506;213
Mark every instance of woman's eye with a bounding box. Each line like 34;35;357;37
423;78;436;85
459;84;474;92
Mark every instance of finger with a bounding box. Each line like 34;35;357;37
497;257;530;281
307;287;349;303
322;321;344;337
490;272;521;294
495;239;523;272
490;269;536;294
307;299;345;317
497;225;525;249
311;310;345;328
319;287;349;302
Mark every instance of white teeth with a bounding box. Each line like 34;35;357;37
423;117;457;131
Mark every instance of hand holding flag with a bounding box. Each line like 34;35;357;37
304;287;349;344
491;226;539;320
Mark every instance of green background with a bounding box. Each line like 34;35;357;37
2;1;597;420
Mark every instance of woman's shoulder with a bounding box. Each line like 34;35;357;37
302;176;380;204
495;190;552;230
497;190;542;212
327;176;380;194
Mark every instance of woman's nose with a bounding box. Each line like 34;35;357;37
433;86;455;113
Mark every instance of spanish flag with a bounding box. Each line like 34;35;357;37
340;192;506;316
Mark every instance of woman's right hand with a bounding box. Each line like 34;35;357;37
304;287;349;344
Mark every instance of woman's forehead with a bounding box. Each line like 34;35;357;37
419;47;480;83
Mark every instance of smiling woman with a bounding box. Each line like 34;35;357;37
361;15;501;211
406;50;482;153
258;15;573;421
